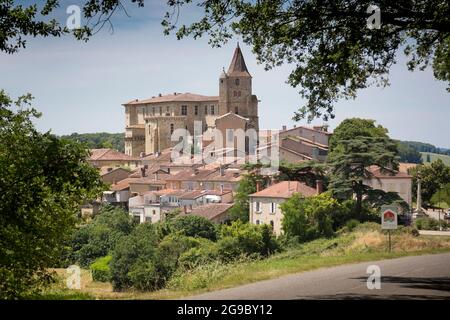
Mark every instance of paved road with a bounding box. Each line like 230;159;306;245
187;253;450;300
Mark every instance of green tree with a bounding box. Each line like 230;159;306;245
396;141;423;164
66;205;135;267
430;183;450;209
229;171;269;222
329;118;389;151
277;160;327;188
162;0;450;121
410;159;450;205
169;215;217;241
109;223;159;291
328;135;399;215
280;193;338;242
0;91;103;299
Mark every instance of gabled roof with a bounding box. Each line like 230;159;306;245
250;181;317;199
281;125;333;136
189;203;234;221
123;93;218;105
227;44;251;77
110;178;132;191
89;149;138;161
367;166;412;179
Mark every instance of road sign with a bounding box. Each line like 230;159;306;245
381;205;398;230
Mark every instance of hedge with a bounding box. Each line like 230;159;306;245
90;255;112;282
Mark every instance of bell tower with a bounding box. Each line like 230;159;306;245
218;44;259;131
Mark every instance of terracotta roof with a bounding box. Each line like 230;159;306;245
129;173;171;185
250;181;317;198
110;178;132;191
123;93;218;105
189;203;234;221
99;166;131;176
282;135;329;149
89;149;138;161
165;169;217;182
367;166;412;179
227;45;251;77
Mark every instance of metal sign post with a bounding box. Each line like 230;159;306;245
381;205;398;253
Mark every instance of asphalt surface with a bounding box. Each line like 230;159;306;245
187;253;450;300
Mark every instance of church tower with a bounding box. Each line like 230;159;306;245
219;44;259;132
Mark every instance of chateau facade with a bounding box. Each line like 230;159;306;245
123;45;259;157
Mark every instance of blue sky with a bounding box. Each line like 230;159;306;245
1;1;449;148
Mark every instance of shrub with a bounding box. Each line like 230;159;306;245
128;259;161;291
110;223;158;291
345;219;360;231
90;256;112;282
217;221;279;261
414;217;445;231
178;240;218;269
68;206;135;267
281;193;338;242
169;215;217;240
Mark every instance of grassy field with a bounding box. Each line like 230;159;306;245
421;152;450;165
37;223;450;300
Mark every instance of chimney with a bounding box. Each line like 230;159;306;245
140;165;148;177
256;181;261;192
282;125;287;131
316;180;323;194
174;92;177;95
158;93;162;97
293;124;297;128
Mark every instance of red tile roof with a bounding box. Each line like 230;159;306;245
367;166;412;179
250;181;317;198
110;178;132;191
89;149;138;161
189;203;234;221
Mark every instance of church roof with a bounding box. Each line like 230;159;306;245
227;44;251;77
123;93;218;105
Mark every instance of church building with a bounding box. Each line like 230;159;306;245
122;44;259;157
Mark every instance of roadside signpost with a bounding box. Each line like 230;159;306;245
381;205;398;252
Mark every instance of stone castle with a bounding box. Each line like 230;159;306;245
123;44;259;157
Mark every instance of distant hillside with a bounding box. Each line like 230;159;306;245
60;132;124;152
421;152;450;166
399;140;450;156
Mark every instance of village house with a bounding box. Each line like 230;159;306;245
128;188;233;223
88;148;140;169
364;166;413;208
98;166;131;185
249;180;321;235
188;203;234;224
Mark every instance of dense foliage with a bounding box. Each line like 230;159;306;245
430;183;450;208
60;132;125;152
169;215;218;241
328;118;400;214
65;205;135;268
410;159;450;205
281;193;337;241
396;141;423;164
229;171;269;222
0;90;104;299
